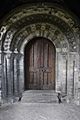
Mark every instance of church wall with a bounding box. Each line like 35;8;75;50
0;3;80;104
56;51;79;101
0;46;80;104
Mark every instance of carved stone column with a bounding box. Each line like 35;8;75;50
13;52;19;97
13;50;24;100
1;52;7;103
5;52;13;102
67;52;79;103
19;53;24;96
1;51;12;103
73;53;79;104
10;52;16;101
12;50;21;102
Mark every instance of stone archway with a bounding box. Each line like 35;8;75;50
0;3;80;104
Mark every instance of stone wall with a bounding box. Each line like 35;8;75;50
0;3;80;104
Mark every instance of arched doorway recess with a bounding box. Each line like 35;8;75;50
24;37;56;90
0;3;80;104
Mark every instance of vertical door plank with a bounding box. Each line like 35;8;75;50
34;41;37;88
48;43;52;86
26;45;30;89
29;44;34;88
52;44;55;88
40;39;44;89
44;40;48;88
37;40;41;89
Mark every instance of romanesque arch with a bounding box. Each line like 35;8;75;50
0;3;80;103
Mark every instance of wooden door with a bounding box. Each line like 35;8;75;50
24;37;55;90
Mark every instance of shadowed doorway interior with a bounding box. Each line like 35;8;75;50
24;37;56;90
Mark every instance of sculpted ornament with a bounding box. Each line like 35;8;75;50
0;3;79;53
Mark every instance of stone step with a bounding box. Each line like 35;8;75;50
21;90;58;103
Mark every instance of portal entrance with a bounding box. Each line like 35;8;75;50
24;37;56;90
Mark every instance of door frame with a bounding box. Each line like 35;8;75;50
24;37;56;90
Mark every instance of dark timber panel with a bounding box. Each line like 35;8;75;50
24;37;55;90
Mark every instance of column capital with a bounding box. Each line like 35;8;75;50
5;53;12;59
14;48;18;54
